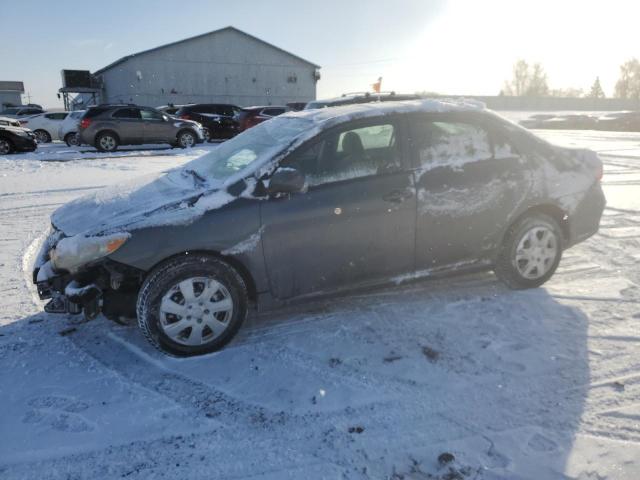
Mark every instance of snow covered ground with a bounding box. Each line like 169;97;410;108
1;130;639;479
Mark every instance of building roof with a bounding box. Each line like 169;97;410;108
0;81;25;93
94;26;320;75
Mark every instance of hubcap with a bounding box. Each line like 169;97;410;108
35;131;48;143
159;276;233;346
68;134;79;146
514;226;558;280
180;133;195;147
0;139;10;154
99;136;116;150
203;128;211;141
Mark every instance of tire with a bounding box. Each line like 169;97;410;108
64;132;79;147
136;255;248;356
34;129;51;144
177;130;196;149
0;137;13;155
95;131;119;152
494;213;563;289
202;128;212;143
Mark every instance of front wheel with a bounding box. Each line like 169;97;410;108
177;130;196;148
34;130;51;144
494;213;563;289
0;138;13;155
136;255;248;356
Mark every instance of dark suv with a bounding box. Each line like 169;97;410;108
34;100;605;356
78;104;205;152
237;106;286;131
175;104;241;141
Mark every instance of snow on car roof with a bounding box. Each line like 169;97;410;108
286;98;486;126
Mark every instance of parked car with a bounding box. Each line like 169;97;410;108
237;106;286;131
518;114;557;129
0;123;37;155
533;114;598;130
33;99;605;356
0;116;22;127
174;104;241;141
596;111;640;132
305;92;424;110
19;111;69;143
0;106;45;118
57;110;86;147
157;104;186;116
77;104;205;152
286;102;307;112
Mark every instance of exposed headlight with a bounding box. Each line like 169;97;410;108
50;232;130;273
15;130;32;137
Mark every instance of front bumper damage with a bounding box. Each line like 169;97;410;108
32;228;140;320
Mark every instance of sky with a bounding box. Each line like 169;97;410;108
1;0;638;108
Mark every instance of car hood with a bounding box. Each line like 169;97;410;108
51;169;228;237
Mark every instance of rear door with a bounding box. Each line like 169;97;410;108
140;108;175;143
409;113;533;269
111;107;143;144
260;117;416;299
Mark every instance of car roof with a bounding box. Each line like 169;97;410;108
286;98;486;126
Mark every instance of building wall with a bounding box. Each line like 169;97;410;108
97;29;317;108
0;92;22;108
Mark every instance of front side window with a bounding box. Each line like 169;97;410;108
113;108;141;119
286;122;400;187
411;120;492;170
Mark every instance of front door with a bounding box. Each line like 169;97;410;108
111;107;144;144
141;108;175;143
260;117;416;299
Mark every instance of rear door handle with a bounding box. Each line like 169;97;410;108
383;189;413;203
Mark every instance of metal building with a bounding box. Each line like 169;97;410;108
0;81;24;108
77;27;320;109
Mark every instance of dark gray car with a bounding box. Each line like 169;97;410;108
78;104;205;152
33;100;605;356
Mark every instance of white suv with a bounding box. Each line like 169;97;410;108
20;112;68;143
57;110;86;147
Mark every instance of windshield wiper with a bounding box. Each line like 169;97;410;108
182;169;207;185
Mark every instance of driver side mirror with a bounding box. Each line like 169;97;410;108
268;167;306;195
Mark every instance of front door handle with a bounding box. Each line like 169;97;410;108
383;189;413;203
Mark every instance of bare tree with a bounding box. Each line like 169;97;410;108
503;60;549;97
587;77;605;98
550;87;584;98
614;58;640;99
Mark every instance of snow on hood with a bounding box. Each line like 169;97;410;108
51;169;227;236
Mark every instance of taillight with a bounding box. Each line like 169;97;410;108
19;120;28;125
180;114;191;120
80;118;92;129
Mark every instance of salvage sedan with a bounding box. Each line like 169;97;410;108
33;100;606;356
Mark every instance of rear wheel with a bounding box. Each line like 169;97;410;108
64;132;79;147
96;132;118;152
34;129;51;144
177;130;196;148
494;213;563;289
0;138;13;155
202;128;211;142
136;255;248;356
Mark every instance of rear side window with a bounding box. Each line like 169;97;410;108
84;107;111;119
410;120;492;169
214;106;235;116
45;113;68;120
112;108;141;119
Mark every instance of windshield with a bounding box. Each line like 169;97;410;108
183;115;313;182
1;108;20;115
